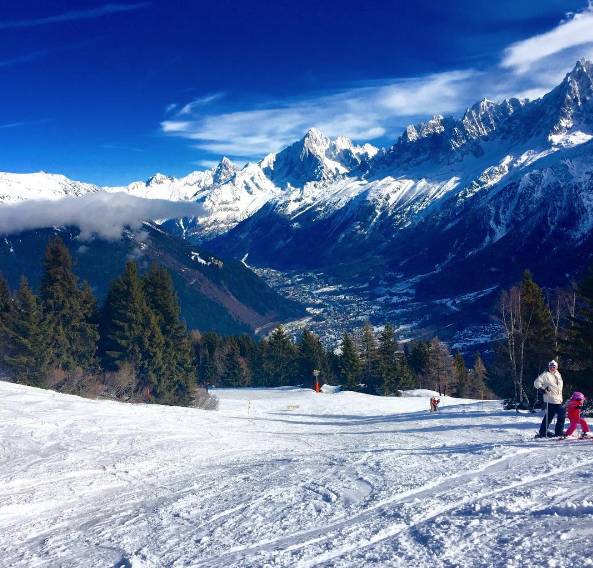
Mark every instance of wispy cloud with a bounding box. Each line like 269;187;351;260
0;38;108;70
0;2;150;30
161;4;593;160
162;71;479;157
501;4;593;73
177;93;225;115
0;50;48;68
0;118;51;129
0;192;202;240
195;159;220;169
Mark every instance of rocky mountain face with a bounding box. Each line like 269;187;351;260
2;59;593;341
0;224;303;335
207;59;593;339
261;128;377;186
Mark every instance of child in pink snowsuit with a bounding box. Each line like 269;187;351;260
565;392;589;437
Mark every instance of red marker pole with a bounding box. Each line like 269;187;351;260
313;369;320;393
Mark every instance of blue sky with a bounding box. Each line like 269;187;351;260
1;0;593;185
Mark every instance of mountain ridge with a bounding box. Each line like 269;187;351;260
3;59;593;342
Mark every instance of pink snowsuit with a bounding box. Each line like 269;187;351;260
565;398;590;437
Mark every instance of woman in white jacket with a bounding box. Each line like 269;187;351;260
534;360;566;437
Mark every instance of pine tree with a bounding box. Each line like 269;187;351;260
520;271;555;383
40;237;98;371
493;271;556;402
395;351;417;391
563;267;593;394
453;352;469;397
378;324;398;395
0;275;11;360
263;326;297;386
340;333;361;391
221;339;249;387
101;262;164;399
297;330;325;385
0;275;9;314
73;283;100;371
2;277;49;385
358;324;379;393
236;334;261;386
409;341;430;387
250;340;267;387
195;331;223;388
143;264;195;404
425;338;454;395
470;353;489;399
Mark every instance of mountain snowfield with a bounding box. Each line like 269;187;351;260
1;381;592;567
0;171;100;203
3;59;593;339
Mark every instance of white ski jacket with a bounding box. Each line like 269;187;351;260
534;370;563;405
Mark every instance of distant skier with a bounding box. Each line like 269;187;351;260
564;392;590;438
534;360;565;438
430;396;440;412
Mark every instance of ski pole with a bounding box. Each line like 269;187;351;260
546;399;549;436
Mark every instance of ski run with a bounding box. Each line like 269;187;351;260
1;381;593;568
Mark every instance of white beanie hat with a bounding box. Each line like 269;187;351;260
548;360;558;368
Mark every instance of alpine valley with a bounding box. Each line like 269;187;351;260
2;59;593;345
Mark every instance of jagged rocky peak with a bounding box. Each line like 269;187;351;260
399;115;454;146
558;58;593;108
565;58;593;91
260;127;349;187
334;135;354;151
212;156;238;184
460;97;524;140
542;58;593;141
301;127;331;157
146;173;174;186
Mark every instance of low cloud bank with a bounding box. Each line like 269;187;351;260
0;192;203;240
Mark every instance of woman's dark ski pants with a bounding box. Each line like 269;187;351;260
539;403;566;437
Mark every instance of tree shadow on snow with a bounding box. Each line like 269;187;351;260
260;408;540;430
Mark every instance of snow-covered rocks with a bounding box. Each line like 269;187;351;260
261;128;377;187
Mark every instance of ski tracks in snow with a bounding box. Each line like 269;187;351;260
1;384;593;567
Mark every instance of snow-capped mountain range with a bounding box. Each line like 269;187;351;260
0;127;381;238
3;58;593;340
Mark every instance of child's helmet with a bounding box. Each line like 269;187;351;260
571;391;585;400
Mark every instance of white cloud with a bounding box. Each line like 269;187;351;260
0;3;150;30
0;118;51;130
178;93;225;115
0;192;202;240
194;159;219;169
502;5;593;73
162;70;480;158
160;5;593;161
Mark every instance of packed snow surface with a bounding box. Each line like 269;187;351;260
1;383;593;567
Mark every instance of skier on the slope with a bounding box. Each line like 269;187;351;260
430;396;440;412
564;392;590;439
534;360;565;438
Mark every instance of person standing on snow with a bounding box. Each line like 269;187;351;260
534;360;565;438
564;392;590;438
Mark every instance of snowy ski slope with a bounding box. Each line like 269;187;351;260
1;382;592;567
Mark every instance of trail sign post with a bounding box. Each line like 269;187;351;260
313;369;320;393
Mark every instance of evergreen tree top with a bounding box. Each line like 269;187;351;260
0;275;10;314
